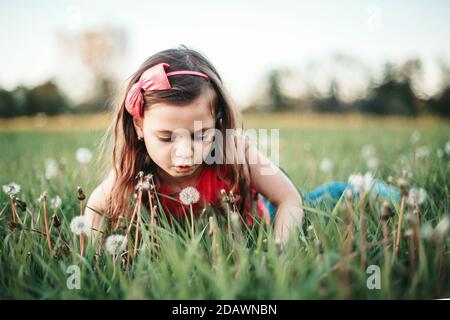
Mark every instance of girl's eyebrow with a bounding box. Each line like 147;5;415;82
154;127;215;134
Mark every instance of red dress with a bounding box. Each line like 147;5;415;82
155;165;269;226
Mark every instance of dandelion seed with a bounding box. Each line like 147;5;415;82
179;186;200;205
420;223;434;241
50;195;62;209
434;216;450;240
445;141;450;155
75;148;92;164
105;235;128;255
415;146;430;159
361;144;376;159
366;157;379;171
70;215;92;235
2;182;21;195
135;180;152;191
411;130;421;144
406;188;427;206
319;158;333;173
44;158;58;180
348;172;373;194
37;192;46;203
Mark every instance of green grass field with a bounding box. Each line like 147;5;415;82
0;113;449;299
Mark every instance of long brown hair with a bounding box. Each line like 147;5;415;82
100;45;255;226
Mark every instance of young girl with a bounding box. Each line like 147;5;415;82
85;46;304;244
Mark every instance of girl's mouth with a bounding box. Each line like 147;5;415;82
175;165;193;172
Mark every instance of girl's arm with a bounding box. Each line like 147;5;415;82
246;143;304;245
84;169;116;237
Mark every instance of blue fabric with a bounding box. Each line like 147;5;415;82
261;180;401;222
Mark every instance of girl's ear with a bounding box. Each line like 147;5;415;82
132;117;144;139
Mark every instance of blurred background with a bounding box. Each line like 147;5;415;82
0;0;449;119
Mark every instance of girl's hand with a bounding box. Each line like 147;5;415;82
274;202;304;246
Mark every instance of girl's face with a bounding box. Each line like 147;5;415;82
133;90;216;182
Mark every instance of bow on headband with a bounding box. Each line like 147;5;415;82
125;62;210;118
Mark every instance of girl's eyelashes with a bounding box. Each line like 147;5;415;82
157;136;172;142
156;134;210;142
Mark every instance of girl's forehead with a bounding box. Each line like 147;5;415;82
143;94;215;131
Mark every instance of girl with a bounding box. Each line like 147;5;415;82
85;45;303;244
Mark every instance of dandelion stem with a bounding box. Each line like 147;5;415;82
41;193;52;253
394;195;406;259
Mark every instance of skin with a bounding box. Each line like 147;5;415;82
85;89;304;244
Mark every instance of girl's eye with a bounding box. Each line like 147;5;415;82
158;137;172;142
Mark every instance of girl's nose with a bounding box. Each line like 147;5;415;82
173;138;193;161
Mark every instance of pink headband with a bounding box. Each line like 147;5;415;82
125;62;210;118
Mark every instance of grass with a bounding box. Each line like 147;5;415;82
0;113;449;299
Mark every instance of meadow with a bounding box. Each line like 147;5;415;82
0;113;449;299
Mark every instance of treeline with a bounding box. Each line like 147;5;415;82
0;79;114;118
247;60;450;117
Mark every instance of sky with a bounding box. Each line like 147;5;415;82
1;0;450;106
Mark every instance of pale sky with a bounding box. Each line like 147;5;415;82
1;0;450;106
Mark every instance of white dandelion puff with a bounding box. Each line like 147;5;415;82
105;234;128;255
179;186;200;205
406;188;427;206
44;158;58;180
75;148;92;164
361;144;376;159
135;180;152;191
445;141;450;155
2;182;21;195
420;223;434;241
434;216;450;239
50;195;62;209
366;157;379;171
348;172;373;194
415;146;430;159
319;158;333;173
70;215;92;235
411;130;421;144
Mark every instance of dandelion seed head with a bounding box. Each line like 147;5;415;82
361;144;376;159
105;234;127;255
348;172;373;194
50;195;62;209
411;130;421;144
75;148;92;164
45;158;58;180
69;215;91;235
415;146;430;159
179;186;200;205
420;223;434;241
319;158;333;173
445;141;450;155
434;216;450;240
366;157;379;171
406;188;427;206
2;182;21;195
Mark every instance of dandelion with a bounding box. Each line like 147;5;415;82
179;186;200;237
420;223;434;241
406;188;427;207
411;130;421;144
319;158;333;173
135;180;152;191
50;195;62;209
348;172;373;194
70;215;91;236
415;146;430;159
75;147;92;164
44;158;58;180
179;186;200;205
2;182;21;195
105;234;128;256
445;141;450;155
366;157;379;171
434;216;450;241
361;144;376;159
